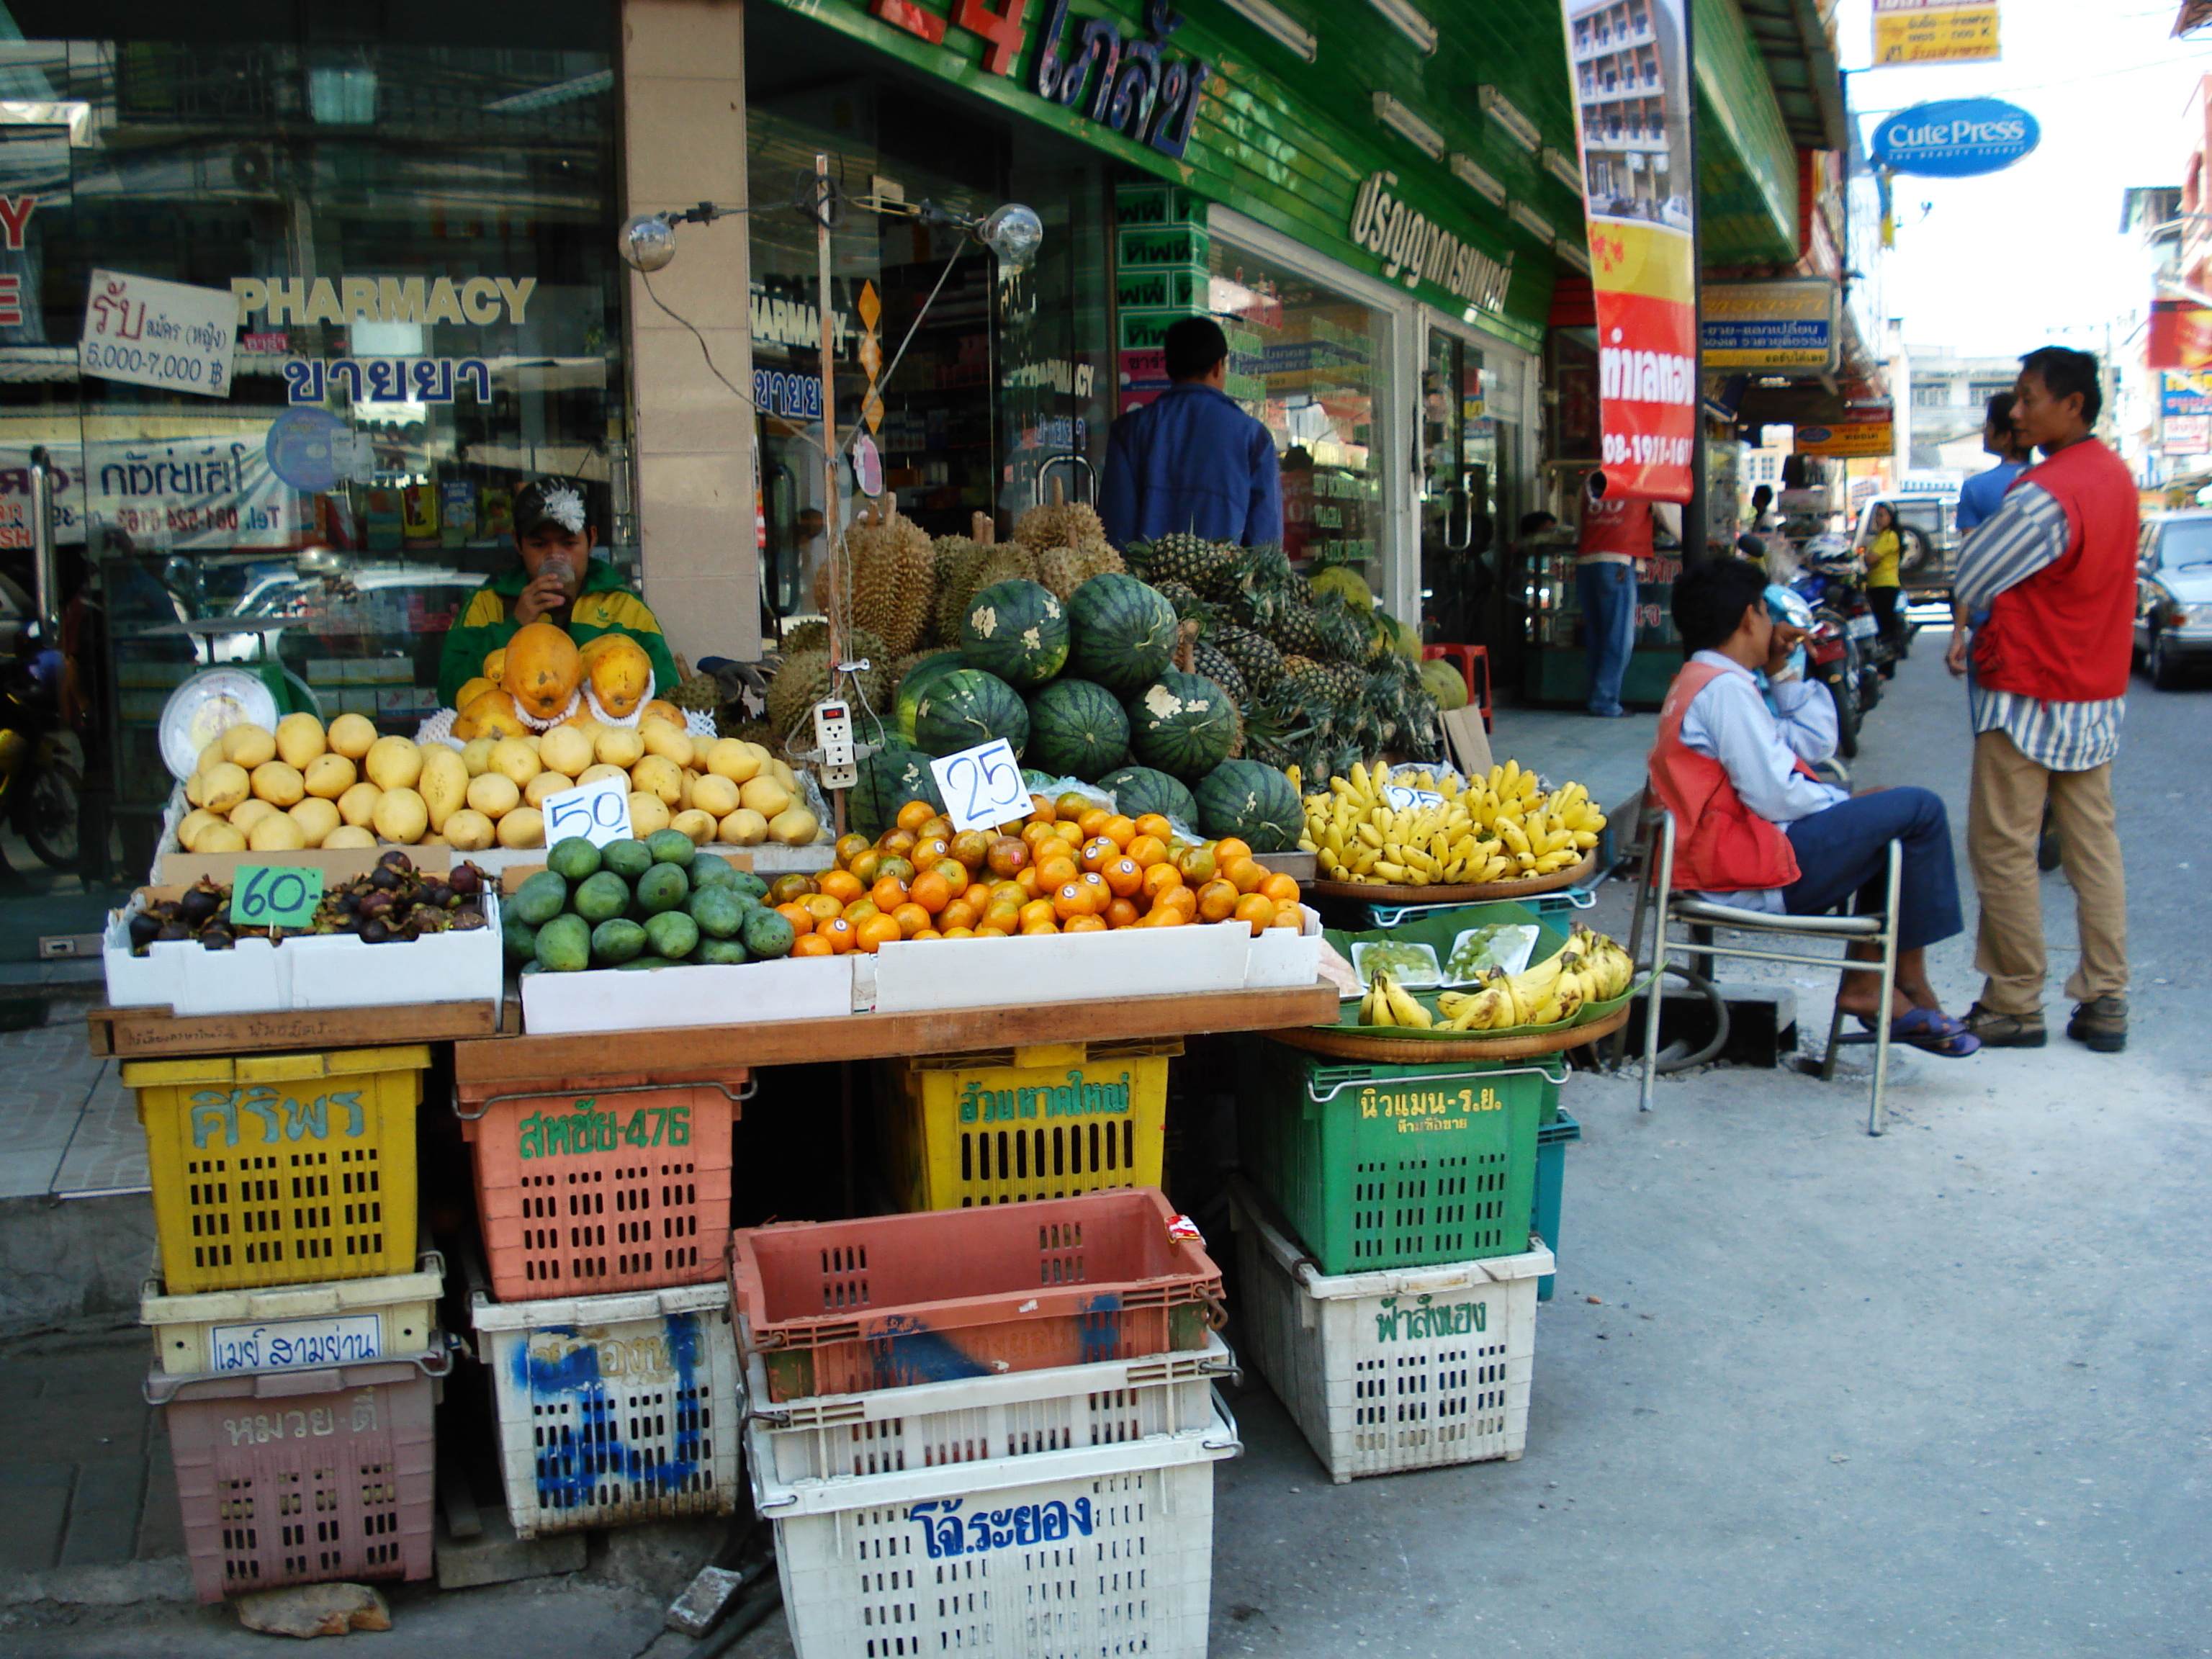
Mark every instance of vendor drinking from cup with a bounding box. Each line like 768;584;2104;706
437;480;680;708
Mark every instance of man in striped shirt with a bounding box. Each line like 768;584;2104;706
1953;348;2136;1053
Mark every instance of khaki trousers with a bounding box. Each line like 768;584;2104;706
1966;728;2128;1015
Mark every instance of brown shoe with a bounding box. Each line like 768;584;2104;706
1961;1002;2046;1048
2066;995;2128;1054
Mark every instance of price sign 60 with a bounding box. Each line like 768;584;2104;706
233;865;321;928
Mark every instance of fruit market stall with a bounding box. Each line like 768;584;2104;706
83;498;1636;1639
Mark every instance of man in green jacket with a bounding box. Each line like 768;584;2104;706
436;480;681;709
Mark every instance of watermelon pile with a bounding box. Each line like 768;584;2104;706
768;512;1336;850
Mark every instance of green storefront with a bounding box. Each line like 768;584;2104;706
742;0;1590;663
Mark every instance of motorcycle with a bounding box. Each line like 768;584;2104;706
0;634;84;873
1790;535;1887;723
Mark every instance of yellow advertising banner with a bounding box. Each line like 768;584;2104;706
1795;420;1896;459
1873;0;2000;66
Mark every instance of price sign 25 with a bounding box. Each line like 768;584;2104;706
930;738;1033;835
233;864;321;929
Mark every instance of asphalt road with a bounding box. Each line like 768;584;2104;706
1204;641;2212;1658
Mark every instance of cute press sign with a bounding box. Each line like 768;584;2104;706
1871;99;2038;179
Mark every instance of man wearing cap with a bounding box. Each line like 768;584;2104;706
1100;317;1282;548
437;480;680;709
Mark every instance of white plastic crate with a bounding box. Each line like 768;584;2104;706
752;1393;1240;1659
470;1280;741;1538
142;1249;444;1377
748;1332;1235;1489
1228;1176;1552;1483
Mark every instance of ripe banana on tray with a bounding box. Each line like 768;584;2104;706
1298;759;1608;887
1432;925;1640;1032
1359;970;1434;1029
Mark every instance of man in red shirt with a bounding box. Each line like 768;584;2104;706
1577;477;1654;716
1952;348;2136;1053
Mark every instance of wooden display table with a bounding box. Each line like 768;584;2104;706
85;999;501;1060
452;981;1340;1085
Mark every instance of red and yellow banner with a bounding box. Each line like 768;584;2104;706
1560;0;1699;503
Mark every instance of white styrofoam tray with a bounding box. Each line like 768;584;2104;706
518;950;855;1034
1228;1177;1552;1484
102;891;502;1017
758;1398;1236;1659
865;903;1321;1013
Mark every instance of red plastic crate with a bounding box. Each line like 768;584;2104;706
150;1352;442;1604
729;1187;1225;1402
456;1070;750;1303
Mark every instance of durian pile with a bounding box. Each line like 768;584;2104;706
1127;536;1441;781
760;494;1437;783
767;495;1124;752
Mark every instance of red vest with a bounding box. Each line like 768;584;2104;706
1580;497;1653;559
1646;660;1802;892
1974;436;2138;701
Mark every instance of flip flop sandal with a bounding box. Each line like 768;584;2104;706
1859;1006;1982;1058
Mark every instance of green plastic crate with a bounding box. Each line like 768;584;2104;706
1533;1109;1581;1302
1234;1035;1560;1276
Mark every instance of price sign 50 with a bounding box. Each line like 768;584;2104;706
929;738;1033;835
542;775;634;849
233;865;321;929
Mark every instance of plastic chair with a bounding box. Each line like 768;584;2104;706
1421;644;1492;729
1627;803;1903;1136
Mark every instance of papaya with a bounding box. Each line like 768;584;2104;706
584;634;654;719
456;686;531;742
503;621;583;721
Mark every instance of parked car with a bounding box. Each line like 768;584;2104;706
205;562;481;668
2135;510;2212;689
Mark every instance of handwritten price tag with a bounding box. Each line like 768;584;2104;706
233;865;321;929
930;738;1033;834
1383;785;1446;811
542;773;634;849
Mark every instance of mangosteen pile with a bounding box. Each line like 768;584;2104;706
126;851;491;955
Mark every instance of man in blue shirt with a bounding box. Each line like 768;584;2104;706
1946;392;2031;675
1100;317;1282;547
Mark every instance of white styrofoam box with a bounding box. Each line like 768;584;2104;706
755;1395;1238;1659
1244;902;1323;989
871;920;1251;1014
749;1332;1236;1493
103;891;501;1016
1228;1176;1551;1484
141;1250;444;1377
518;950;854;1034
470;1280;742;1538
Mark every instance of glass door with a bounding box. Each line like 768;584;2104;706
1417;320;1524;651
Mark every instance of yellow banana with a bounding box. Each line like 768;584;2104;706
1382;974;1434;1029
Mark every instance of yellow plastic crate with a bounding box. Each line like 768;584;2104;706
876;1040;1179;1210
125;1045;427;1295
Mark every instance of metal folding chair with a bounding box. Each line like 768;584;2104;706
1629;804;1904;1136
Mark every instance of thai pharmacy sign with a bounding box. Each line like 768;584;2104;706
1347;172;1514;313
81;271;238;398
1871;99;2038;179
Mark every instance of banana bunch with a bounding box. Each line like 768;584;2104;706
1434;925;1638;1032
1299;760;1607;886
1358;970;1434;1029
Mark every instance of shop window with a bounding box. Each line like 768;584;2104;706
1;34;624;885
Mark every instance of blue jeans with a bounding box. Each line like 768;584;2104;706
1578;560;1637;714
1781;786;1964;953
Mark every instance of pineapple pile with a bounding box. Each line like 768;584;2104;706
1128;536;1439;781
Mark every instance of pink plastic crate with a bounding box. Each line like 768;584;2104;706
149;1352;442;1604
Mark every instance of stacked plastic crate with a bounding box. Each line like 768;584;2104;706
128;1045;444;1603
730;1190;1239;1659
1229;1035;1557;1483
455;1067;752;1537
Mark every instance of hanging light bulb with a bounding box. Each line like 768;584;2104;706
618;213;679;272
977;204;1043;269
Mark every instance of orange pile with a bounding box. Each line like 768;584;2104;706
768;792;1305;957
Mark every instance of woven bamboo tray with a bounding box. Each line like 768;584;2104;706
1309;849;1598;906
1267;1002;1632;1064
